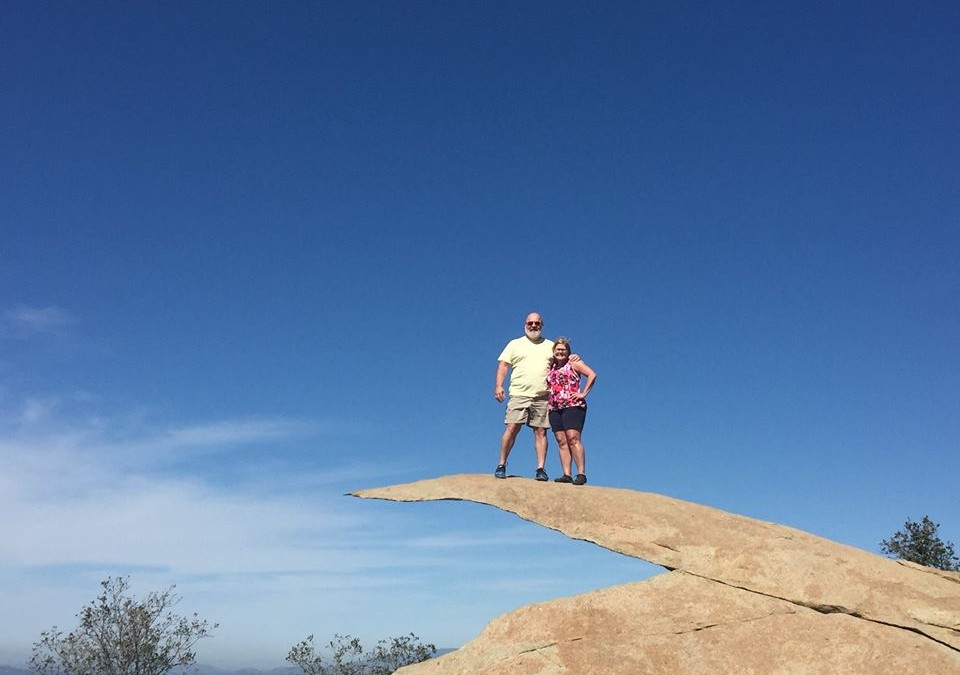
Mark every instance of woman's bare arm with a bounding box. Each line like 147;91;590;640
572;360;596;400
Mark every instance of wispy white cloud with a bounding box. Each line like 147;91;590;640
19;397;61;424
0;393;631;669
161;419;316;448
0;405;381;573
3;411;324;478
406;527;560;549
1;305;76;337
1;473;369;573
0;401;463;661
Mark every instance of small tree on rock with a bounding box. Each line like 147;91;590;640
286;633;435;675
880;515;960;571
29;576;217;675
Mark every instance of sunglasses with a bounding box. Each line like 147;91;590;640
526;321;542;327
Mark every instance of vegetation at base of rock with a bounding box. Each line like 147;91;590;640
29;577;217;675
880;515;960;571
286;633;436;675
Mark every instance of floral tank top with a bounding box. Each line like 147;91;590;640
547;361;585;411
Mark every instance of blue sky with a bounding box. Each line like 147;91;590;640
2;0;958;669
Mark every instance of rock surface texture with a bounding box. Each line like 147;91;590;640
351;474;960;674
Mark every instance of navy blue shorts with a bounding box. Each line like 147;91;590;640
549;406;587;433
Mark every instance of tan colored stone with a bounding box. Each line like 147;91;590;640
351;474;960;673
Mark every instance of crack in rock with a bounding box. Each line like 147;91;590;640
518;637;582;655
652;541;680;552
658;609;799;637
681;571;960;655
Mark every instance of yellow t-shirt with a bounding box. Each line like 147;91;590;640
497;336;555;398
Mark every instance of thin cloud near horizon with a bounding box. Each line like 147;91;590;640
1;305;76;337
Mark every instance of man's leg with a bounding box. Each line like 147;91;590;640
499;423;522;466
533;426;548;470
528;398;550;478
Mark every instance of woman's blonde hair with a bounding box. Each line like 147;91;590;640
550;336;572;368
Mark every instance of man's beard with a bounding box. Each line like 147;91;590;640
525;328;542;340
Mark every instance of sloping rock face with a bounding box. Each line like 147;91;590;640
351;474;960;674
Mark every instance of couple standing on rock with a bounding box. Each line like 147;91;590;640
493;311;597;485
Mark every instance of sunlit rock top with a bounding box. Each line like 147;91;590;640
351;474;960;674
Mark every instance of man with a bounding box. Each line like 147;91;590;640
493;312;554;480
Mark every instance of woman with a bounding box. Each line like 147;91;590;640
546;337;596;485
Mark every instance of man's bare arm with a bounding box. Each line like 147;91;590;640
494;361;509;402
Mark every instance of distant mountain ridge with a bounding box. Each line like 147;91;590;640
0;667;298;675
1;649;454;675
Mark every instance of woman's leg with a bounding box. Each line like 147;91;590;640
564;429;586;476
554;430;572;477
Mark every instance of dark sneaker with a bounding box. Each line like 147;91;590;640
554;474;573;483
495;464;506;479
535;468;549;481
573;473;587;485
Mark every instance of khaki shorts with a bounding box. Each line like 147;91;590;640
505;396;550;428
